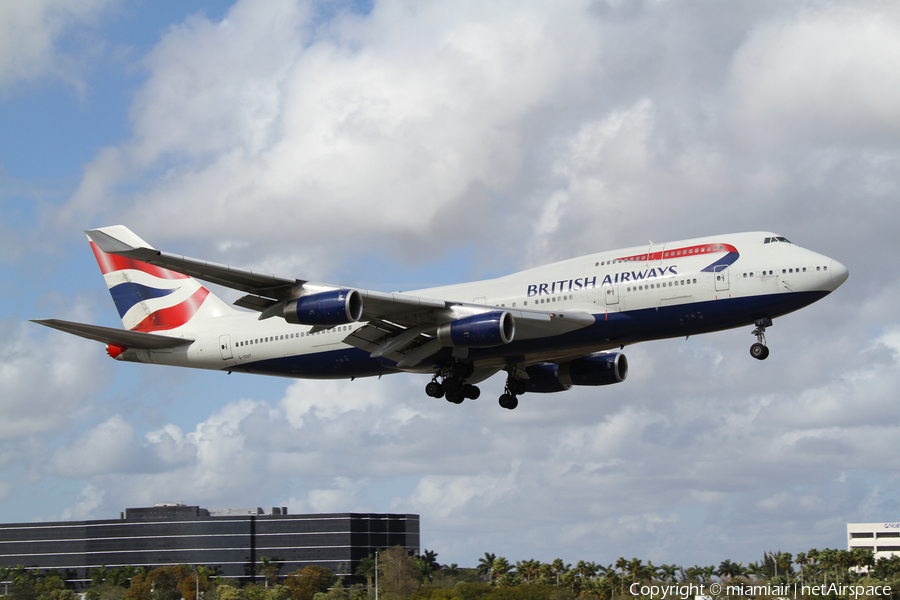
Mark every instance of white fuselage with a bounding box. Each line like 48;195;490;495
115;232;847;379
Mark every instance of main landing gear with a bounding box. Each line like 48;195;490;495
750;317;772;360
424;363;480;404
499;375;526;410
424;363;527;410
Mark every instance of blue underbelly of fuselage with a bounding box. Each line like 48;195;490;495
227;290;828;379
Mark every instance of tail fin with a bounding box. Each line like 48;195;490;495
88;226;238;332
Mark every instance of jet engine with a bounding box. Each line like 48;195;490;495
283;289;363;326
436;311;515;348
522;352;628;393
559;352;628;386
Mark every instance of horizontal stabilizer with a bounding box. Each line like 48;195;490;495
31;319;194;349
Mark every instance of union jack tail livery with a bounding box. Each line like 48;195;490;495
89;226;237;333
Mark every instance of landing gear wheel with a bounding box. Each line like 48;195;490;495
507;378;526;396
446;390;464;404
425;381;444;398
750;317;773;361
443;377;463;395
750;343;769;360
499;393;518;410
463;384;480;400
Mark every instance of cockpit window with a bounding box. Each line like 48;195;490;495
764;236;794;244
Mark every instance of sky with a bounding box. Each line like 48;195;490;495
2;0;900;571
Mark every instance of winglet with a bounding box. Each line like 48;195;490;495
85;225;156;254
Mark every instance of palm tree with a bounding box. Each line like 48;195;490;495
614;557;629;595
795;552;807;587
716;559;744;581
537;562;553;584
106;567;128;587
745;562;764;580
627;558;644;586
575;560;598;581
11;565;35;588
256;556;281;588
516;559;540;584
440;563;460;577
89;565;107;587
0;567;10;596
819;548;835;586
835;549;850;583
551;559;570;587
356;554;376;593
685;565;705;582
415;557;434;582
477;553;496;580
419;550;440;572
851;547;874;576
491;557;511;583
659;564;679;583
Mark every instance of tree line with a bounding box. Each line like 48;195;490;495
2;546;900;600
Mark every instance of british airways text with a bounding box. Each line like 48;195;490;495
526;266;678;297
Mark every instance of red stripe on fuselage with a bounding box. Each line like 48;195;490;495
616;243;737;263
132;287;209;332
90;241;189;279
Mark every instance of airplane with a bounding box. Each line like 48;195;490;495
33;226;848;410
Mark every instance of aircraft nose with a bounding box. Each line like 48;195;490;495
830;259;849;290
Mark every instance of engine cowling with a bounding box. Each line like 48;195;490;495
436;311;515;348
559;352;628;386
521;353;628;393
522;364;571;393
283;289;363;326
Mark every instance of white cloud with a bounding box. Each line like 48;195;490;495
0;0;116;92
0;317;110;441
48;415;136;477
61;483;105;520
63;0;610;267
725;4;900;150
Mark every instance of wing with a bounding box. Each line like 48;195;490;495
86;226;595;368
32;319;194;349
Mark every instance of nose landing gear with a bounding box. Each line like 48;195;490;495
750;317;772;360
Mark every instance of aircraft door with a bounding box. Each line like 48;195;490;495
648;243;666;266
714;265;730;291
605;284;619;305
219;334;233;360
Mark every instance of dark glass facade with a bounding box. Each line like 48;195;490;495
0;506;419;588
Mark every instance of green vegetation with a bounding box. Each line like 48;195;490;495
1;547;899;600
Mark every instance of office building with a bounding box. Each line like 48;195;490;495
0;504;419;588
847;522;900;561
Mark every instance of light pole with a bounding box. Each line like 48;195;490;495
375;551;379;600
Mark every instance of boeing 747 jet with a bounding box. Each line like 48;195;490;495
34;226;848;409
